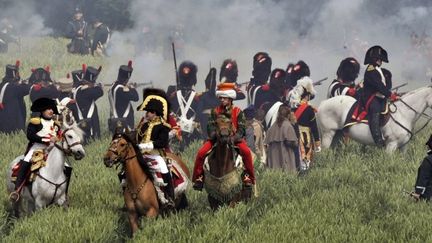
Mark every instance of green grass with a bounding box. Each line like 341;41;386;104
1;38;432;242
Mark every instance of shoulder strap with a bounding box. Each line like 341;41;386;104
109;84;123;118
72;86;84;120
176;90;196;119
0;83;9;104
251;86;261;106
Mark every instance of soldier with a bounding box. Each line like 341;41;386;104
66;7;90;55
253;68;288;126
0;61;30;134
197;67;218;139
28;67;60;118
136;88;175;207
192;83;256;190
287;60;310;90
91;18;110;57
168;61;201;148
247;52;272;105
361;45;398;147
327;57;360;98
288;76;320;171
108;61;139;133
72;65;103;142
9;98;62;201
411;135;432;201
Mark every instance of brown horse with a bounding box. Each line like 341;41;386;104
103;132;189;236
205;116;252;210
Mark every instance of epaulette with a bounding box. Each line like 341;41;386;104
261;84;270;91
367;65;375;72
29;117;41;125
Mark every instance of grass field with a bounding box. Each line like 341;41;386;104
1;38;432;242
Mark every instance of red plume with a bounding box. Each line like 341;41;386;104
82;64;87;72
66;73;70;79
15;60;20;68
31;68;35;73
128;60;132;68
45;66;50;72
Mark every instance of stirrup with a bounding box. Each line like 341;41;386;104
9;191;20;202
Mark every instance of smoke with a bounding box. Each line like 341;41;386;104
100;0;431;105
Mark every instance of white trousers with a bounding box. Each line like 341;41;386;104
144;154;169;174
23;143;47;162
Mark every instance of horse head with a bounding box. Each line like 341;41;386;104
103;132;134;168
215;115;234;144
61;120;85;160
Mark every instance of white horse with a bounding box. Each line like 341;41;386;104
6;109;85;216
317;85;432;153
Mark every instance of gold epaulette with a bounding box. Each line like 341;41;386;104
29;117;41;125
367;65;375;72
162;121;172;129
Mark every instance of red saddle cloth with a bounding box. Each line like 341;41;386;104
344;99;390;129
148;160;185;188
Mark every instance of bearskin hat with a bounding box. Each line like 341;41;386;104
31;97;59;114
337;57;360;82
269;68;287;91
219;59;238;83
117;60;133;83
2;60;20;83
290;60;310;83
28;66;52;85
285;63;295;89
252;52;272;84
178;61;197;88
364;45;388;65
138;88;170;120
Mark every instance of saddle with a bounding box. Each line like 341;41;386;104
11;149;47;183
203;143;242;170
343;100;390;129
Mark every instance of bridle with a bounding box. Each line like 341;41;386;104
107;135;137;166
53;127;83;156
389;91;432;146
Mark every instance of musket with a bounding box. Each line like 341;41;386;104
391;83;408;92
172;42;179;89
103;81;153;88
313;77;328;86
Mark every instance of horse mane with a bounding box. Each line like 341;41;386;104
115;132;154;182
401;86;431;99
64;123;85;141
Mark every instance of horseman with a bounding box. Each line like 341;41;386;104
361;45;399;147
288;76;320;171
72;65;103;142
247;52;272;105
108;61;139;133
254;68;288;129
411;135;432;201
66;7;90;55
192;82;256;190
136;89;175;207
9;98;67;201
0;61;30;134
168;61;201;146
327;57;360;98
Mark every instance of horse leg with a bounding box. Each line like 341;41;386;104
124;193;140;236
321;129;336;149
385;142;399;154
34;196;45;211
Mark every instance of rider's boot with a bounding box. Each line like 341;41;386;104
10;160;31;202
369;113;385;147
161;172;175;209
193;174;204;191
63;166;73;206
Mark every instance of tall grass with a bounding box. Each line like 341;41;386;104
1;38;431;242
